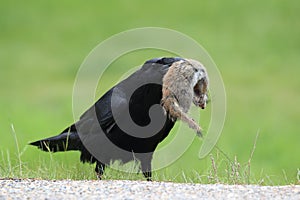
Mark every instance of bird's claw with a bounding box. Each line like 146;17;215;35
96;172;102;180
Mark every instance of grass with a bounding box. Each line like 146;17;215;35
1;0;300;185
0;127;298;185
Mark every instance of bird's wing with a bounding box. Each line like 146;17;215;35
77;57;184;134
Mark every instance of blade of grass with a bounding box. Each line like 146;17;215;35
10;124;22;177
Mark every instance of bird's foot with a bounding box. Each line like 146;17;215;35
96;172;102;180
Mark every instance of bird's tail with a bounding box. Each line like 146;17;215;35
29;125;82;152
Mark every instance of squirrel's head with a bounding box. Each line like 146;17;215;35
185;59;209;109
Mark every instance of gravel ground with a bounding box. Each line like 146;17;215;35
0;179;299;200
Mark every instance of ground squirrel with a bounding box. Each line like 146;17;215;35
161;59;209;136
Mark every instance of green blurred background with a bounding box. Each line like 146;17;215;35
0;0;299;184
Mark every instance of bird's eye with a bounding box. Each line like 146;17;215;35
193;68;198;72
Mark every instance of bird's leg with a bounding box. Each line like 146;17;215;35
140;155;153;181
95;161;106;180
143;171;152;181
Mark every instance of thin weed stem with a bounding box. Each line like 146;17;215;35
11;124;22;177
247;129;260;184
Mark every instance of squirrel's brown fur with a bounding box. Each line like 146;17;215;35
161;59;209;136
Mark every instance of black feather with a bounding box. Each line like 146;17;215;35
29;57;184;180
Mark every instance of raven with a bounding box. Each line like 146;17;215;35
30;57;209;181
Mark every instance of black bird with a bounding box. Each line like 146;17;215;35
30;57;208;181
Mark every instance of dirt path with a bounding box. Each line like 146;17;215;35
0;179;299;199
